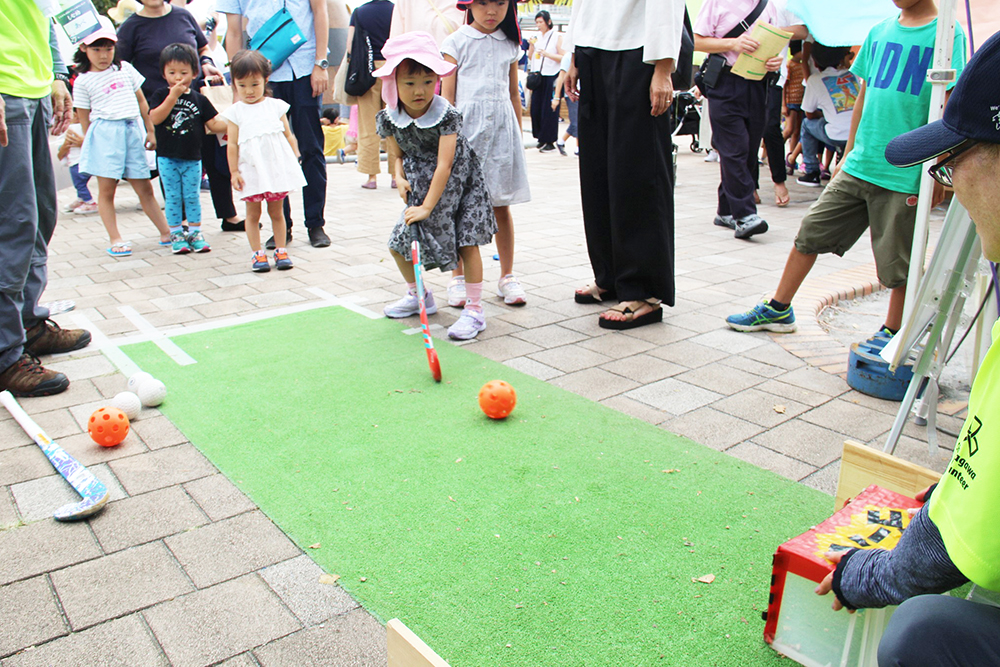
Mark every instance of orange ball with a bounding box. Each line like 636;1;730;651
88;407;130;447
478;380;516;419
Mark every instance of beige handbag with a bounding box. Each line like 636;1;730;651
332;51;359;106
202;83;234;114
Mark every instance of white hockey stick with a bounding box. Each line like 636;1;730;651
0;390;109;521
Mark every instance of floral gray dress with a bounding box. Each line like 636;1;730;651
377;96;496;272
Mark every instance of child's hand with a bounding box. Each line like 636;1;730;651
231;171;244;191
550;98;560;111
403;205;430;225
145;132;156;151
396;177;412;202
65;128;83;148
169;81;187;98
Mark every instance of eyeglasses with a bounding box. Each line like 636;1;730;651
928;141;977;187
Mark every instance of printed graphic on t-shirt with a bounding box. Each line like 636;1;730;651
866;41;932;96
822;73;859;114
166;97;201;137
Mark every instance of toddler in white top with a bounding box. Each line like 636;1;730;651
73;27;171;257
221;50;307;273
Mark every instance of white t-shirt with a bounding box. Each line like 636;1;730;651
63;122;84;166
802;67;859;142
530;29;561;76
73;61;144;121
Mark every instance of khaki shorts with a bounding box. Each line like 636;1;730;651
794;170;918;289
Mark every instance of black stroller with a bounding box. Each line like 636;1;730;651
672;90;704;153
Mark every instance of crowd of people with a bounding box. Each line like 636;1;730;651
2;0;999;661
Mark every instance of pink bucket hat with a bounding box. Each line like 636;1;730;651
371;31;456;108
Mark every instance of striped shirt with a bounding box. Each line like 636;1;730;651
73;61;145;121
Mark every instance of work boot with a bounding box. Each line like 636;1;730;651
0;354;69;397
24;319;92;356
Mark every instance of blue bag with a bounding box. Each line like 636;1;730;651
248;3;306;71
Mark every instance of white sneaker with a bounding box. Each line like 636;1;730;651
384;290;437;319
447;277;467;308
447;308;486;340
62;199;84;213
497;274;526;305
72;201;99;215
704;150;719;163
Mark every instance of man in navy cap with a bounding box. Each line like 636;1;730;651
815;30;1000;666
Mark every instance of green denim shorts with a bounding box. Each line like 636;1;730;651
794;170;918;289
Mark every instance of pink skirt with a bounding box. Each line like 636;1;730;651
242;191;288;203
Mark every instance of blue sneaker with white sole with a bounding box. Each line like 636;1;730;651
726;301;797;333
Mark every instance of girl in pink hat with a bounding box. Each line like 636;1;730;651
376;31;497;341
441;0;531;309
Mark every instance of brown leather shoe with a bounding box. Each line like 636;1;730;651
24;319;91;356
0;354;69;397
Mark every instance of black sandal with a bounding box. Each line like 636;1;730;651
598;299;663;330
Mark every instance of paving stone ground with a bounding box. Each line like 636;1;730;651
0;136;958;666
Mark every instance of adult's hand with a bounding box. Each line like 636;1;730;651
814;551;855;613
566;57;579;103
0;95;6;147
202;63;225;85
764;56;783;72
650;60;673;117
51;79;72;136
311;65;329;98
732;33;760;55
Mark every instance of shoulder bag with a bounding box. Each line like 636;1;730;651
248;1;307;70
526;30;556;91
344;21;377;96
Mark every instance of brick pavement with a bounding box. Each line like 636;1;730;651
0;143;960;665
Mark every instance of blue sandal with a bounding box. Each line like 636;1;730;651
106;243;132;257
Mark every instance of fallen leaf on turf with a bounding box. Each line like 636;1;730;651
695;574;716;584
360;577;368;582
319;574;340;585
662;469;680;474
308;543;321;549
774;405;786;414
448;496;455;502
456;458;463;463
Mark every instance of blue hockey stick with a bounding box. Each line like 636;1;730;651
1;390;109;521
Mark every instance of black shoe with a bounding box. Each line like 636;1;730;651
308;227;331;248
221;219;245;232
797;172;822;187
556;143;567;156
539;143;556;153
536;141;543;148
265;229;293;250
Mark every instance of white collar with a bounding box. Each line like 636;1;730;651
386;95;451;129
459;24;507;40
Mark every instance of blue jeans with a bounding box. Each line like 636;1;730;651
0;95;55;372
271;75;326;229
69;163;92;202
157;156;202;229
800;117;846;175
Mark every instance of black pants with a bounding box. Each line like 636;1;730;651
576;47;675;305
530;73;559;144
201;133;236;221
878;595;1000;666
757;82;786;186
706;70;767;219
271;75;327;229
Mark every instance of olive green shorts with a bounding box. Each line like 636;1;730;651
793;170;918;289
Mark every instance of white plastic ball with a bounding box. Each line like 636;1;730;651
137;378;167;407
111;391;142;420
127;371;153;392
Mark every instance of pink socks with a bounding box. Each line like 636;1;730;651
465;282;483;311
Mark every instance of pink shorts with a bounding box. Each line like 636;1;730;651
242;191;288;203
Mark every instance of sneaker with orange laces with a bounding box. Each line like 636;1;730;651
24;319;92;356
0;353;69;396
274;249;293;270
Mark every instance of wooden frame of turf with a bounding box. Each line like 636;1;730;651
835;440;940;509
387;619;451;667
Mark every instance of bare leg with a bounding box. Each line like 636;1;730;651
458;246;482;284
96;177;122;245
245;201;263;251
390;248;416;283
885;284;907;331
773;246;818;304
128;178;171;241
494;206;515;277
266;199;286;248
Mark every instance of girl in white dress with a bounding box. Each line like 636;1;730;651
222;51;307;273
441;0;531;306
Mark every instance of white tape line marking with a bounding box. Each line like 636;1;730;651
306;287;381;319
118;306;197;366
402;324;445;335
68;312;141;377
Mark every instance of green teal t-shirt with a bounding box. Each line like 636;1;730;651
0;0;53;99
930;320;1000;590
843;16;967;194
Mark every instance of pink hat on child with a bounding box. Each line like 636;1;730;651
371;31;456;108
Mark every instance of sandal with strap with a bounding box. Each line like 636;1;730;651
574;282;617;304
598;299;662;330
106;242;132;257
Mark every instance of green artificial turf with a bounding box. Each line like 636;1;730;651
121;307;831;666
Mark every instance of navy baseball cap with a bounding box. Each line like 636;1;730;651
886;30;1000;168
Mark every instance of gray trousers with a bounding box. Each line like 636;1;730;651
878;595;1000;666
0;94;55;372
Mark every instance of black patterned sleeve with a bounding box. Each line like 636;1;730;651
438;107;463;136
376;109;391;139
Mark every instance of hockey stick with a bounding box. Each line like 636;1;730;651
0;390;109;521
410;221;442;382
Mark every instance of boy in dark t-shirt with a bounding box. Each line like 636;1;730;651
149;43;227;254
